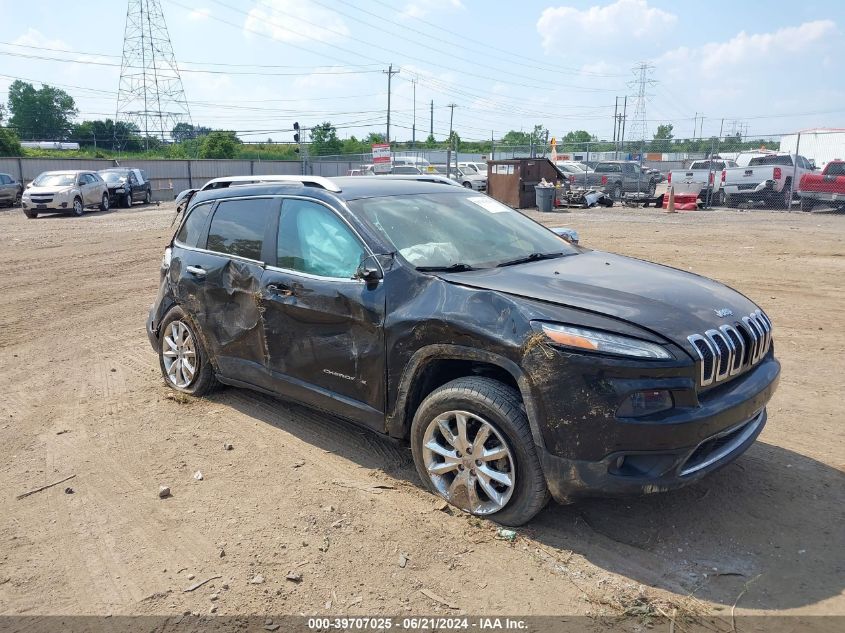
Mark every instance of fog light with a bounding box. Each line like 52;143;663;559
617;390;673;417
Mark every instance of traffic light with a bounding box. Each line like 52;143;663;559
293;133;300;143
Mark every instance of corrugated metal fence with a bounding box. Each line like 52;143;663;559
0;157;355;201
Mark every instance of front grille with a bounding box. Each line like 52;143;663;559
679;410;764;476
688;309;771;387
31;196;54;203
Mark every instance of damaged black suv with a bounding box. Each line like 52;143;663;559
147;176;780;525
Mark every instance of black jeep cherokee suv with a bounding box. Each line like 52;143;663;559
147;176;780;525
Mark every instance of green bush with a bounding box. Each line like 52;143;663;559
0;127;23;157
198;131;241;159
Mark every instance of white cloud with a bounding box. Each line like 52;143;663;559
13;28;69;50
400;0;464;19
188;8;211;21
244;0;349;43
537;0;676;53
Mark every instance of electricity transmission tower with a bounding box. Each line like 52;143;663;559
627;62;656;152
116;0;192;148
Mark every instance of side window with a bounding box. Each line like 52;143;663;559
128;172;137;184
175;203;214;247
277;200;366;279
206;198;275;261
0;175;8;184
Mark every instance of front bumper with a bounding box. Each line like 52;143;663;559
21;199;71;211
533;355;780;502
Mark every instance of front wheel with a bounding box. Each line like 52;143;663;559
23;208;38;219
462;181;473;189
100;193;110;211
410;377;549;526
123;192;132;208
800;197;815;212
71;197;84;216
158;306;217;396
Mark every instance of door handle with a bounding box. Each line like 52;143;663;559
266;283;293;297
186;265;206;277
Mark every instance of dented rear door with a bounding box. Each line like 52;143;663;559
172;197;278;386
259;197;386;430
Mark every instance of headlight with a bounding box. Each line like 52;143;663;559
116;187;125;193
536;322;673;360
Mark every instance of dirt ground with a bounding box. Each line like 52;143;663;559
0;200;842;620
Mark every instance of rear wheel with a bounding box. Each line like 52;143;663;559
144;188;152;204
99;193;110;211
158;306;217;396
410;377;549;526
122;192;132;208
716;190;727;206
800;197;815;212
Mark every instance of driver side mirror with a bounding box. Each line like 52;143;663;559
77;179;85;186
356;255;383;283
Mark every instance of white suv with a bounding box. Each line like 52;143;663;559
22;170;109;218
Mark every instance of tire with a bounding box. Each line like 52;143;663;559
716;190;727;206
157;306;218;396
23;208;38;219
647;180;657;197
100;193;110;212
144;188;152;204
725;194;736;208
14;191;22;207
410;377;550;526
462;181;473;189
612;183;623;201
779;180;793;210
123;192;132;208
71;197;84;217
800;197;815;212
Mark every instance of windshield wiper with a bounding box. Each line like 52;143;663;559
496;252;566;267
415;263;477;272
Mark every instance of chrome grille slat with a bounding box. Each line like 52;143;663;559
689;311;772;387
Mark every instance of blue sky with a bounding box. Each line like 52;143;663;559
0;0;842;143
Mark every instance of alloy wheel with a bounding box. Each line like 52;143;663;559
161;321;198;388
422;410;515;515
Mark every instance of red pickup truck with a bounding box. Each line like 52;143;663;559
798;160;845;211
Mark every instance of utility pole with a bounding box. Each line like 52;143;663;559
383;64;399;145
693;112;699;141
719;118;724;140
446;103;457;178
491;130;494;161
612;96;619;145
411;78;416;149
430;100;434;137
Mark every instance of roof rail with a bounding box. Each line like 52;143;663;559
369;174;462;187
247;175;343;192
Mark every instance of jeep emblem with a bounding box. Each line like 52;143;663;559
714;308;733;318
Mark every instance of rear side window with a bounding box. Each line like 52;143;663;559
0;175;8;184
749;155;793;166
206;198;276;261
176;203;214;247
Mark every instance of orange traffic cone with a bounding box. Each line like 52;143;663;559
665;185;677;213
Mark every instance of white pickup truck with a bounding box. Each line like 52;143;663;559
721;152;814;208
667;159;737;205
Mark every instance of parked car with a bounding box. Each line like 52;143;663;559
390;166;423;175
459;161;488;177
431;164;487;190
98;168;152;207
392;156;430;168
0;172;23;207
585;161;659;199
668;159;738;205
798;160;845;212
721;153;814;208
21;170;109;218
147;176;779;525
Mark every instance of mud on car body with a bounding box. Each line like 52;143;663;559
147;176;780;525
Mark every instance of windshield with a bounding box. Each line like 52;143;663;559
33;173;76;187
461;164;480;174
100;171;127;183
349;192;577;269
826;162;845;176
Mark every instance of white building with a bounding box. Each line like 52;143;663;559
780;128;845;168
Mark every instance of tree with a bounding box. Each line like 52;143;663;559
0;104;5;124
7;80;77;140
71;119;144;151
424;134;436;149
309;121;343;156
198;131;241;159
172;122;211;142
0;127;23;156
447;130;461;151
651;124;674;152
365;131;386;145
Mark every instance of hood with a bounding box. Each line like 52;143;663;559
438;250;761;349
26;185;75;195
